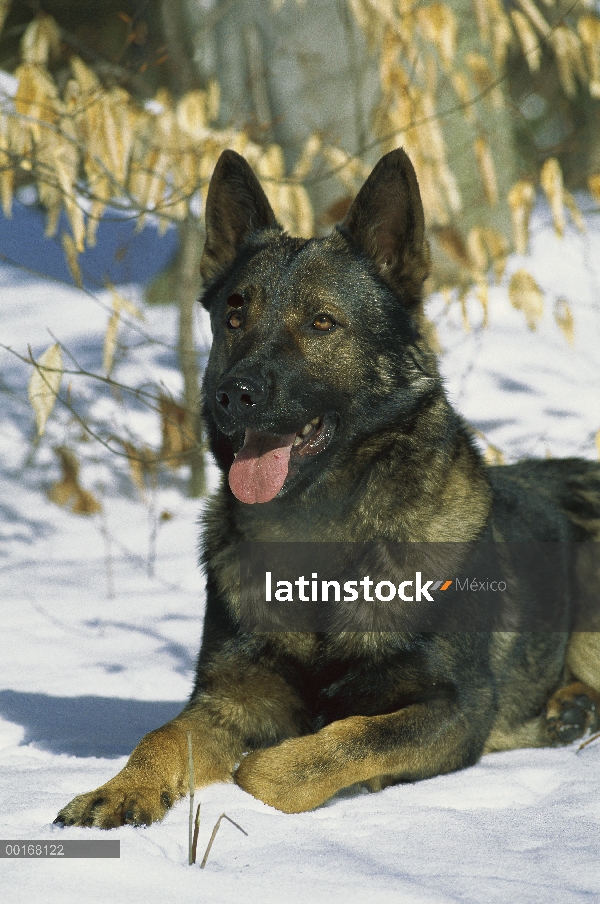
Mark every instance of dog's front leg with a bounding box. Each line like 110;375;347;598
54;707;242;829
55;652;306;828
236;699;488;813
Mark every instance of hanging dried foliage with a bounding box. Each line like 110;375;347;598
509;269;544;330
28;343;63;436
48;446;102;514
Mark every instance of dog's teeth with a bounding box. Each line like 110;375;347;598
310;417;320;426
293;436;303;447
300;423;313;437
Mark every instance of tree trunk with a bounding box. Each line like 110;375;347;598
176;216;206;498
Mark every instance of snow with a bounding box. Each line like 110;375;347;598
1;203;600;903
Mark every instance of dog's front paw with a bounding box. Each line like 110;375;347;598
54;781;177;829
235;736;346;813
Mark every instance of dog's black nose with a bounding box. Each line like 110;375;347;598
216;376;266;416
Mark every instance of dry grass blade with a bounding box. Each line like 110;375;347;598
595;428;600;461
191;804;201;865
187;731;195;866
28;343;63;436
577;731;600;752
200;813;248;869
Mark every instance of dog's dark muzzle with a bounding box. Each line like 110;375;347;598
215;376;267;427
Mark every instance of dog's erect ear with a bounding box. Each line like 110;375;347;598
200;150;280;283
340;149;430;299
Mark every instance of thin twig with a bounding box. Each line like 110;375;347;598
200;813;248;869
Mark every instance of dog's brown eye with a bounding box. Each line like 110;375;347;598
313;314;335;331
227;293;244;308
227;311;243;329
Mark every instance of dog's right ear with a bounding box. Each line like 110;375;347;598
200;150;280;284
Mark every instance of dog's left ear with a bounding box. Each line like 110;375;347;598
201;149;281;284
340;149;430;300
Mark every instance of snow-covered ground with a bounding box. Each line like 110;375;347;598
1;203;599;903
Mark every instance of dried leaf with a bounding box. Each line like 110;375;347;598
61;233;83;288
111;289;144;321
177;91;208;139
0;114;13;217
474;136;498;205
103;311;120;375
578;15;600;98
103;289;143;374
465;53;503;107
509;269;544;330
552;26;586;98
433;226;472;270
564;190;585;233
48;447;102;515
589;173;600;204
482;227;508;281
28;343;63;436
47;446;80;506
508;180;535;254
475;278;489;328
491;11;513;70
540;157;565;238
483;443;505;466
473;0;491;44
451;72;475;122
72;488;102;515
14;63;60;131
515;0;551;38
417;3;457;69
467;227;488;275
159;397;195;469
554;297;575;346
292;134;321;181
290;184;314;236
71;56;101;93
459;289;471;332
21;13;62;66
511;10;541;72
207;80;220;122
122;441;156;495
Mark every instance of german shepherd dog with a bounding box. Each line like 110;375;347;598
55;148;600;828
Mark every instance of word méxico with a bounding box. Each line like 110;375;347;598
265;572;455;603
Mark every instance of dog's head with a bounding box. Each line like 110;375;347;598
200;148;438;505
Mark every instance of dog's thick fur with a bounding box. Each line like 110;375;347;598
55;149;600;828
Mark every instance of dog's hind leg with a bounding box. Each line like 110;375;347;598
546;680;600;744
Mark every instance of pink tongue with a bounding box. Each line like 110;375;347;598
229;430;296;504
